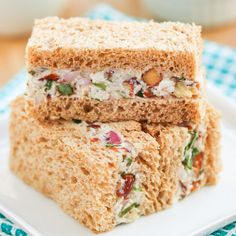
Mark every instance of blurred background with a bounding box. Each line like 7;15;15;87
0;0;236;87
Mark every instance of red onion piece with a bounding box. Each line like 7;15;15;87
106;131;121;145
59;71;81;83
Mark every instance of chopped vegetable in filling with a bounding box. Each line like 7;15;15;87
176;129;205;200
72;119;82;124
26;68;201;101
118;203;140;218
57;84;73;96
44;80;52;91
93;82;107;90
182;131;199;169
116;174;135;198
73;121;144;224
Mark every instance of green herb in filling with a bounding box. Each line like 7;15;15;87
182;131;199;169
192;147;200;156
133;186;142;192
118;202;140;218
29;70;36;76
126;157;132;166
187;131;198;149
182;153;193;169
199;169;204;176
57;84;73;96
179;75;186;81
105;143;114;147
119;171;125;177
45;80;53;91
93;82;107;90
72;119;82;124
136;90;144;97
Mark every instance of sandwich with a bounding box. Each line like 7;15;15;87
25;17;205;125
10;97;220;233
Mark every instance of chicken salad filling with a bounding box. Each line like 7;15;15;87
175;127;206;201
26;67;201;102
70;119;207;222
73;120;145;224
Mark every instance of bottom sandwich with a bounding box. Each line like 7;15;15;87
9;97;221;233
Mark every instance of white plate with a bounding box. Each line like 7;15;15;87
1;83;236;236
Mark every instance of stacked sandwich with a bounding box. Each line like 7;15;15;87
9;17;221;233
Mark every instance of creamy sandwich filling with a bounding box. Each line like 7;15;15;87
73;120;144;224
71;119;207;221
175;125;206;201
27;68;201;102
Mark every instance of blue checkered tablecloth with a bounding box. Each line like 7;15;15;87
0;4;236;236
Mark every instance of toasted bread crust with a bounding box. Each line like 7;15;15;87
205;104;221;184
26;17;202;80
25;97;204;124
141;124;189;213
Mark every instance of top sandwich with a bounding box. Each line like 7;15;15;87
25;17;204;124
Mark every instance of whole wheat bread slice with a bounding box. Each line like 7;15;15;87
25;17;204;123
26;17;202;80
25;96;205;124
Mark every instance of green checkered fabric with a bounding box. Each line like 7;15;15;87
0;213;27;236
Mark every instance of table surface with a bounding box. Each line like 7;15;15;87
0;0;236;87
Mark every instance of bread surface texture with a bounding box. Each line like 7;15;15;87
205;104;221;184
25;96;204;124
26;17;202;80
